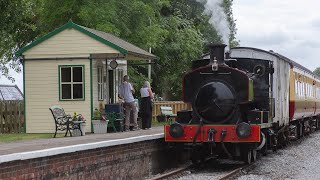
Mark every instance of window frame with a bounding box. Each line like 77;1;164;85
59;65;85;101
97;66;104;101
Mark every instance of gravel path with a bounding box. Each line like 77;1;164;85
237;131;320;180
177;131;320;180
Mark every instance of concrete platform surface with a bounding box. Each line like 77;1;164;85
0;126;164;163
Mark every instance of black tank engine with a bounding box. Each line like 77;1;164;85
165;44;274;164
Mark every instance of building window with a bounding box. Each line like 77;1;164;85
59;65;84;100
98;66;103;101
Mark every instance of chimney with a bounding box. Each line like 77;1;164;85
208;44;227;65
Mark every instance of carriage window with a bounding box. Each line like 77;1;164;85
59;66;84;100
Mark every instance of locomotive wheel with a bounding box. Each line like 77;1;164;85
261;130;269;156
272;138;278;152
241;147;252;164
251;149;257;162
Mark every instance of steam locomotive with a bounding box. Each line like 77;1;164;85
164;44;320;164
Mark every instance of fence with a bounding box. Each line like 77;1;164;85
0;100;24;133
152;101;191;121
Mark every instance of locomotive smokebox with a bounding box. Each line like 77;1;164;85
208;44;227;65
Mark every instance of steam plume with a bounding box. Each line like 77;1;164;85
197;0;230;45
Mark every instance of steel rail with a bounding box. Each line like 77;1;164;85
148;163;192;180
219;164;252;180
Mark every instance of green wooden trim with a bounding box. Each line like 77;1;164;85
58;66;61;101
23;58;26;133
16;20;128;56
58;65;85;101
90;55;93;132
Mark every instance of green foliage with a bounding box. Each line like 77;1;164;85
313;67;320;77
1;0;239;100
0;0;40;81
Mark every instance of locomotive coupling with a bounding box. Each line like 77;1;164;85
207;128;217;147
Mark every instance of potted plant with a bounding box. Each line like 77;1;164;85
92;108;109;134
72;112;86;136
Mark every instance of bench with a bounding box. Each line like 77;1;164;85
49;106;85;138
160;106;177;123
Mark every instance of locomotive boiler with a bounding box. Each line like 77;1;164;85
165;44;320;164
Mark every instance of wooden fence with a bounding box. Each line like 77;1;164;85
0;100;24;134
152;101;191;121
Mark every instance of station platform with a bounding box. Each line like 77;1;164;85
0;126;164;163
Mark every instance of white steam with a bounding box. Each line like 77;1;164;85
197;0;230;45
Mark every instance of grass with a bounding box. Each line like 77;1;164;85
0;121;168;143
0;133;65;143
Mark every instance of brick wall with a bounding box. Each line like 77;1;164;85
0;139;188;179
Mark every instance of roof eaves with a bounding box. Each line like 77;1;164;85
127;51;158;60
73;25;128;55
15;21;128;57
15;21;74;57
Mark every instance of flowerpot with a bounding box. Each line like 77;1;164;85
157;115;166;122
72;122;86;136
93;120;109;134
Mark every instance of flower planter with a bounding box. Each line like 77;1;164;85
92;120;109;134
72;122;86;136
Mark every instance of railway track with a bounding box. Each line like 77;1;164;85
149;163;192;180
219;164;252;180
148;160;254;180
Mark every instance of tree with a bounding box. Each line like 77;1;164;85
313;67;320;77
1;0;239;101
223;0;239;47
0;0;40;82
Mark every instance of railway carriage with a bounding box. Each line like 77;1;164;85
165;44;320;164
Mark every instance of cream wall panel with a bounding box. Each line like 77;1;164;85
92;60;99;112
25;59;91;133
23;28;120;57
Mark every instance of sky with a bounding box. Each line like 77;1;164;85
1;0;320;91
233;0;320;71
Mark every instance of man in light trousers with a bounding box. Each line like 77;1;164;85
118;75;139;131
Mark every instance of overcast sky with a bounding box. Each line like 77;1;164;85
233;0;320;71
1;0;320;91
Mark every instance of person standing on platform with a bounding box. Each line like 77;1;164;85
118;75;139;131
140;81;154;130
